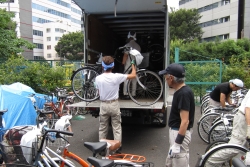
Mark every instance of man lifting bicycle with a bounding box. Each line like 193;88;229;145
95;55;136;145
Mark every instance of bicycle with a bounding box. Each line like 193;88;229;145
197;142;250;167
1;127;153;167
71;46;163;106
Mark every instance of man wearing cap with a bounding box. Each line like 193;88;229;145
198;89;250;167
121;31;141;100
95;56;136;144
159;63;195;167
209;79;244;107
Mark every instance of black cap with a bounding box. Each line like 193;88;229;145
158;63;185;78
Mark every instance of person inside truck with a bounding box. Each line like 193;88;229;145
121;31;141;100
158;63;195;167
95;55;136;146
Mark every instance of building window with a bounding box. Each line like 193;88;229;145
47;54;52;58
47;45;51;50
46;28;51;33
34;43;43;49
33;30;43;36
47;37;51;41
222;0;230;6
224;16;230;22
55;37;61;41
223;34;229;40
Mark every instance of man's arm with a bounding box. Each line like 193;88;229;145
122;53;128;65
179;110;189;136
126;64;136;79
245;107;250;125
220;93;226;107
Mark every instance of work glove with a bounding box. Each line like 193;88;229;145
169;143;181;157
131;59;136;65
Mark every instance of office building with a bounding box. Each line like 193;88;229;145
0;0;82;60
179;0;250;41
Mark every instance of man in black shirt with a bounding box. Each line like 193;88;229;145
159;63;195;167
209;79;243;107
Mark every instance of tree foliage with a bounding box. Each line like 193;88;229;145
170;38;250;64
169;8;203;41
0;56;67;92
0;8;35;60
55;31;84;60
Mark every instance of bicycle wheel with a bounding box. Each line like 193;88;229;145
200;99;209;114
197;112;221;143
208;119;233;144
71;67;100;102
199;143;248;167
147;44;164;62
128;70;163;106
205;139;229;153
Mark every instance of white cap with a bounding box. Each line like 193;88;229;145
230;79;244;88
127;31;136;40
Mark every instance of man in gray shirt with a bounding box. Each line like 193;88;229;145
121;31;141;100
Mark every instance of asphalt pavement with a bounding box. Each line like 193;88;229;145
65;89;208;167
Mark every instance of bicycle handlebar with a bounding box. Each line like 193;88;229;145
38;128;74;152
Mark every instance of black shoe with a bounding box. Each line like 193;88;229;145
122;95;130;100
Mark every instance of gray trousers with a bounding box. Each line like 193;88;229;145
206;111;247;166
99;100;122;142
209;98;221;107
166;128;192;167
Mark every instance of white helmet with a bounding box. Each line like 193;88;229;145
230;79;244;88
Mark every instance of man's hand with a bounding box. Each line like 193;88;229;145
246;125;250;142
169;143;181;157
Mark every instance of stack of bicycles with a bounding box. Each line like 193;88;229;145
198;88;248;145
0;124;154;166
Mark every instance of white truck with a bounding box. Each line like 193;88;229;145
71;0;170;127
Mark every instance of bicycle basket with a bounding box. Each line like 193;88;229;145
138;52;149;69
0;142;36;166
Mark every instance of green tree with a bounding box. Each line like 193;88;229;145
169;9;203;41
55;31;84;60
0;56;67;92
0;8;35;60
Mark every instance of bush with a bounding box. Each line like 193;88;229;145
0;56;67;92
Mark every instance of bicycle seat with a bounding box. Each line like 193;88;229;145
100;139;121;151
87;157;114;167
84;142;107;154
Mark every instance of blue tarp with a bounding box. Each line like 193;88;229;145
0;82;54;129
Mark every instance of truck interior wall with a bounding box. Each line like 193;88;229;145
87;15;123;64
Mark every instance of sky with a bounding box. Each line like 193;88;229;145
167;0;179;10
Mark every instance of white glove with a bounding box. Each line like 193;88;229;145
247;125;250;139
169;143;181;157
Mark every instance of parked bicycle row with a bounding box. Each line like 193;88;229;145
196;79;250;166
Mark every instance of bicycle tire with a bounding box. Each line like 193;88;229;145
147;44;164;62
205;139;229;153
71;67;100;102
197;112;221;143
128;70;163;106
208;119;233;144
200;99;209;114
199;143;248;167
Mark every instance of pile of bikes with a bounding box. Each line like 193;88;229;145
196;88;250;167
